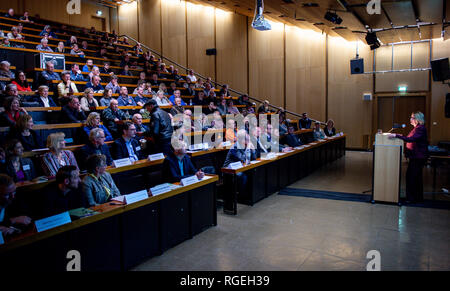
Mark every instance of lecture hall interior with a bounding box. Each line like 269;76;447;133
0;0;449;272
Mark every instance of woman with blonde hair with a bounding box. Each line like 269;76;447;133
80;88;99;112
83;112;113;142
41;132;79;177
324;119;336;137
389;111;429;203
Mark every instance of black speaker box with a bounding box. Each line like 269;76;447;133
431;58;449;82
446;93;450;118
206;48;217;56
350;58;364;74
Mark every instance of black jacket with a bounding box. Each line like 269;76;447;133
80;142;114;167
5;157;36;182
61;105;87;123
39;184;86;219
112;137;144;160
149;107;173;141
7;129;43;151
285;134;303;147
223;144;258;167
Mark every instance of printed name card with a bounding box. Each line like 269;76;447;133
0;232;4;245
113;158;132;168
150;183;174;196
124;190;149;204
222;141;232;147
35;212;72;233
229;161;243;170
202;143;209;150
181;175;200;186
148;153;165;161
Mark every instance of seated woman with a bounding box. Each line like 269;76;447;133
227;100;240;115
0;97;28;127
70;43;85;57
11;71;31;92
33;85;57;107
41;132;79;177
66;35;78;47
324;119;336;137
8;114;43;151
82;154;120;207
99;88;114;107
313;121;326;140
4;139;36;182
83;112;113;142
55;41;65;53
80;88;99;112
152;90;171;107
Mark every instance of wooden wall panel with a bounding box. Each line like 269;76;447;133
118;1;138;40
375;42;430;92
23;0;69;24
69;0;110;32
139;0;161;52
0;1;21;12
186;3;215;79
215;11;248;94
248;20;285;108
430;39;450;145
327;37;373;148
285;26;326;122
161;0;187;69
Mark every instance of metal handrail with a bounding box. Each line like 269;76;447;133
121;34;323;124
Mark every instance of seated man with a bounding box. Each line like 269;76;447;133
117;86;137;106
105;75;120;94
80;128;113;167
101;99;129;138
39;25;57;39
162;142;205;183
4;8;17;19
82;59;94;73
299;112;312;129
57;71;79;105
61;96;87;123
285;126;303;147
112;122;144;162
100;62;113;75
170;96;185;117
85;75;104;93
70;64;86;82
6;26;24;40
313;121;325;140
132;113;149;134
40;166;86;219
0;174;32;236
38;61;61;85
169;90;187;106
0;61;15;79
36;38;54;52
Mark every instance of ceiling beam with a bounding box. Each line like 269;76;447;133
335;0;369;31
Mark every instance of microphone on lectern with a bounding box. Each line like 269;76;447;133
388;123;406;133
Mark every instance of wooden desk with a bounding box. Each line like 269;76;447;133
0;175;218;271
221;135;346;215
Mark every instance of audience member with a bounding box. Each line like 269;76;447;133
41;132;79;177
4;140;35;182
285;126;302;148
70;43;85;57
204;101;217;116
132;114;149;134
19;11;33;22
82;154;120;207
170;96;185;116
6;27;24;40
227;100;240;115
313;121;325;140
257;100;272;114
80;129;113;167
82;59;94;73
39;61;61;85
0;97;27;127
121;65;133;77
216;98;228;116
83;112;113;142
36;38;53;52
116;87;136;106
4;8;17;19
324;119;336;137
186;69;197;83
85;76;104;93
100;62;113;75
143;100;173;155
112;122;143;161
7;115;43;151
169;90;186;106
39;25;56;39
299;112;312;129
11;71;31;92
57;71;79;104
162;142;204;183
70;64;86;82
153;90;171;106
55;41;65;53
0;61;15;78
40;166;85;218
134;86;148;106
101;99;129;138
33;85;57;107
80;88;99;112
105;75;120;94
60;97;86;123
100;88;114;107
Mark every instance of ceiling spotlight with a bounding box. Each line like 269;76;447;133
324;10;342;25
365;32;380;50
96;10;103;16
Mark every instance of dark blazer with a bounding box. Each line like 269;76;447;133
112;137;144;160
32;95;57;107
299;118;312;129
324;127;336;137
285;134;303;148
80;142;114;167
395;124;429;159
39;184;86;219
7;129;43;151
5;157;36;182
61;105;87;123
162;153;198;182
223;144;258;167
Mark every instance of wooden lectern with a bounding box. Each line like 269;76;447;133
372;133;403;204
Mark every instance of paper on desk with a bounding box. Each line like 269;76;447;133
112;196;126;203
250;160;261;164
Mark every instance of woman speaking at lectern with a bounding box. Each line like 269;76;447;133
389;111;429;203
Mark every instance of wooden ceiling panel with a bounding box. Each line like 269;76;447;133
376;29;401;44
396;27;421;42
332;27;359;41
416;0;443;23
382;1;417;26
352;6;391;29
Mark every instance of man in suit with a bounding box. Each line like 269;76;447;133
39;166;85;219
285;126;303;147
162;142;204;183
299;112;312;129
61;97;86;123
0;174;32;236
101;99;129;138
112;122;144;162
80;128;113;167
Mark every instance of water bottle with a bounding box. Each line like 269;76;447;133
245;149;250;165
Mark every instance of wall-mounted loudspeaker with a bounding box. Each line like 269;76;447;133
350;58;364;74
430;58;449;81
206;48;217;56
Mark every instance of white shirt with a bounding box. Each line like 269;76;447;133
186;74;197;83
40;96;50;107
